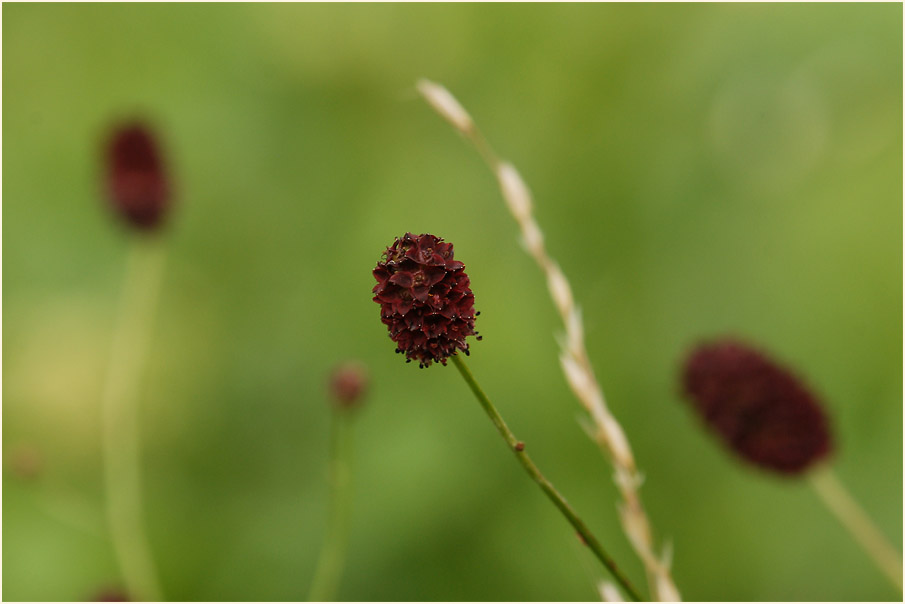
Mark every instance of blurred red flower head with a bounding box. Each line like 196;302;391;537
681;338;833;475
105;122;171;231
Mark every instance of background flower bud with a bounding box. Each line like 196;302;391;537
5;444;43;482
329;361;369;409
105;122;171;231
681;338;833;475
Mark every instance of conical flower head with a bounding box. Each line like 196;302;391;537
105;122;171;231
681;338;833;475
373;233;480;367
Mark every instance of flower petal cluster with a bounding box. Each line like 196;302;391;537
373;233;480;367
681;338;832;475
106;123;171;231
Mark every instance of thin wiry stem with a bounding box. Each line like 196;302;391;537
102;238;166;602
418;79;679;601
450;354;643;602
810;466;903;592
308;408;355;602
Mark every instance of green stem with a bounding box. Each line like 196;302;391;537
810;466;903;592
308;408;355;601
102;237;167;602
450;354;643;602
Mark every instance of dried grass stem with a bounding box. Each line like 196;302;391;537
417;79;680;601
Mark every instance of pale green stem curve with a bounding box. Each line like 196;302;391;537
810;466;903;592
102;238;167;602
308;409;355;602
450;354;643;602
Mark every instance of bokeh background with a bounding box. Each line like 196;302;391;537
3;3;902;601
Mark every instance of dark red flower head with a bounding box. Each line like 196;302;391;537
681;338;833;475
105;122;171;231
373;233;481;368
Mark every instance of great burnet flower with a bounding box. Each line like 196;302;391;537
373;233;480;367
681;338;833;475
105;122;171;231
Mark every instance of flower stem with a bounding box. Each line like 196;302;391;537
308;408;355;602
102;237;167;602
809;466;903;592
450;354;643;601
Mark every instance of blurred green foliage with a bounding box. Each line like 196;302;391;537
3;3;901;601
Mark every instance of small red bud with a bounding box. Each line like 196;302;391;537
329;362;369;409
6;444;43;481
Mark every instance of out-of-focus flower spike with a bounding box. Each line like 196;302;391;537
105;122;171;231
681;338;833;475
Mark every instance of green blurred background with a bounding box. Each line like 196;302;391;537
3;3;902;601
